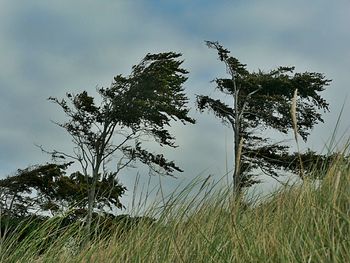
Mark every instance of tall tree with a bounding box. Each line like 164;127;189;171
197;41;331;194
46;52;195;233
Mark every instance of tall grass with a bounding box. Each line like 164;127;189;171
1;151;349;262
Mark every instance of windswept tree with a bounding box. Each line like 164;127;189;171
197;41;331;194
46;52;195;233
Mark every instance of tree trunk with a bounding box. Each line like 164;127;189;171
86;183;96;236
85;163;100;241
233;129;242;195
234;136;244;195
232;78;242;196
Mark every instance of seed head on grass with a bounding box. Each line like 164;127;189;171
291;89;304;178
291;89;298;143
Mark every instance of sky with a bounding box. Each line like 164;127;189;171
1;0;350;211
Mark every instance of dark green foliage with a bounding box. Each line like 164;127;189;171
0;214;48;241
48;52;194;177
197;41;331;191
0;163;126;218
0;212;156;257
47;51;194;232
98;52;195;148
90;214;156;239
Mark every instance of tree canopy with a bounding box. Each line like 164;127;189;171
197;41;331;193
0;162;125;219
47;52;195;232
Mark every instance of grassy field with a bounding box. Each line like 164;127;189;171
1;153;349;263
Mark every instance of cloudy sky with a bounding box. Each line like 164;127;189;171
1;1;349;209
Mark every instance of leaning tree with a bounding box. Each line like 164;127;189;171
197;41;331;194
46;52;195;234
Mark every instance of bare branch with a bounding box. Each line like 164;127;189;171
239;85;263;120
35;144;80;162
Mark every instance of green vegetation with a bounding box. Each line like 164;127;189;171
43;52;195;234
197;41;331;193
0;162;126;219
1;150;349;262
1;41;346;262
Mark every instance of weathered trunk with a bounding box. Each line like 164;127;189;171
232;77;242;196
86;182;96;236
233;134;242;195
85;161;101;239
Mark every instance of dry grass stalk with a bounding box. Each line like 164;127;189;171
291;89;304;178
291;89;298;142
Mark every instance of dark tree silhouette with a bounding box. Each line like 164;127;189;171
46;52;195;234
197;41;331;194
0;162;125;218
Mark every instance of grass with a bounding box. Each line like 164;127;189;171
0;152;349;263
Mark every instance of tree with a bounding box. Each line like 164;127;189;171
0;163;125;219
46;52;195;234
0;162;126;242
197;41;331;194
